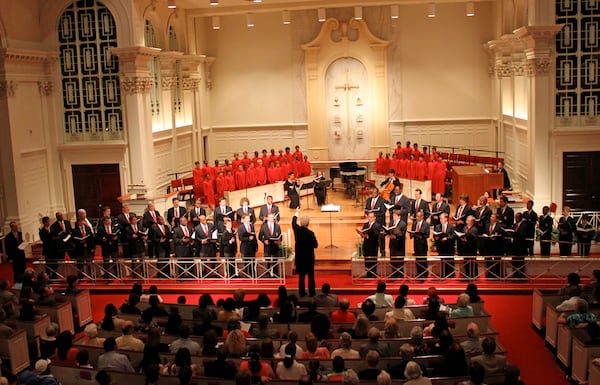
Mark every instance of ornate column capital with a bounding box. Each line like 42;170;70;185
37;80;54;96
182;77;201;91
514;25;563;77
120;76;153;95
109;46;161;76
485;34;526;78
0;48;59;76
0;80;17;98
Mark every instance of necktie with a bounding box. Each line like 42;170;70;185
60;222;65;231
395;196;400;204
151;211;156;221
183;226;188;237
160;225;165;235
81;226;86;235
416;199;420;211
246;224;250;233
490;224;494;235
107;226;111;235
175;208;179;218
196;208;200;216
244;207;247;214
479;207;484;218
416;222;421;232
268;205;271;214
269;223;273;235
457;206;464;218
203;224;208;235
371;198;376;209
443;223;447;233
133;224;137;233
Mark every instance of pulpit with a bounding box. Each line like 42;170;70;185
452;166;503;205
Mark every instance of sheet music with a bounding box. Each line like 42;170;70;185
321;204;341;213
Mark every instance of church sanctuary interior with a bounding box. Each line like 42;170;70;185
0;0;600;385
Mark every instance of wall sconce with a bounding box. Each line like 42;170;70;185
354;6;363;20
466;2;475;17
246;13;254;27
318;8;326;22
209;0;218;5
167;0;176;9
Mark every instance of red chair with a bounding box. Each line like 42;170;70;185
170;179;183;192
178;177;195;202
457;154;467;163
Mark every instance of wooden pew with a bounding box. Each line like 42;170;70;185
571;329;600;384
12;313;51;340
556;324;573;368
0;329;30;374
61;289;94;328
531;289;564;331
590;357;600;385
39;301;75;334
545;304;572;349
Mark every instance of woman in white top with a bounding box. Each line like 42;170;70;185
276;344;307;380
331;332;360;359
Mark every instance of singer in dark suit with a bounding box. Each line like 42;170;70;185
193;215;217;258
236;197;256;225
453;196;473;232
359;212;382;278
96;216;119;278
238;214;258;278
72;219;95;278
259;214;282;276
292;208;318;297
388;185;410;224
387;210;407;278
365;187;387;257
410;211;430;279
221;218;238;277
151;216;171;277
5;222;26;281
458;216;479;280
39;217;55;276
558;207;576;256
214;197;234;233
512;213;529;279
189;199;207;227
123;216;147;278
522;200;538;256
538;206;553;256
172;217;193;278
50;211;73;269
259;196;280;222
429;193;450;228
483;214;505;278
167;198;188;228
410;189;430;221
142;203;161;258
434;213;456;279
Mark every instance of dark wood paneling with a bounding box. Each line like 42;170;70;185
72;164;122;218
563;151;600;211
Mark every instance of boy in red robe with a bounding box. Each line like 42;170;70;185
375;152;386;175
246;163;257;187
215;170;226;198
255;159;267;185
415;154;427;181
203;174;216;208
225;170;235;191
267;161;280;183
301;155;312;177
235;165;247;190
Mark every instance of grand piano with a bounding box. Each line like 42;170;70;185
330;162;367;194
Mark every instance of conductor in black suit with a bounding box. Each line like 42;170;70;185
410;211;430;279
292;208;319;297
5;221;26;281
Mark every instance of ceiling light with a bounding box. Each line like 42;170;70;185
167;0;176;9
427;3;436;18
466;2;475;17
246;13;255;27
354;6;363;20
318;8;326;22
282;10;291;25
253;0;262;3
391;5;399;19
212;16;220;30
209;0;218;5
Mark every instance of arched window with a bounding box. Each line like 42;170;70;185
168;25;179;52
145;19;161;120
58;0;122;141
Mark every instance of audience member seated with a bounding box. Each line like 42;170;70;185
325;356;346;381
203;345;237;379
225;329;247;357
97;337;134;372
310;312;333;340
120;293;142;315
346;314;369;339
385;296;416;322
0;309;14;338
18;299;39;321
503;364;525;385
244;294;272;322
142;295;168;318
76;349;93;369
178;296;186;304
424;314;451;337
399;284;418;306
251;314;281;339
78;323;104;348
217;298;238;322
358;350;382;380
361;299;379;321
385;318;401;338
136;312;158;334
331;332;360;359
377;370;392;385
0;279;19;317
298;303;322;323
170;325;200;355
558;298;598;328
222;316;251;338
141;285;164;303
388;344;427;380
409;326;429;356
331;298;356;323
64;275;82;295
273;299;297;323
161;347;200;377
313;283;339;307
35;358;60;385
100;304;124;331
276;344;308;380
431;329;454;355
192;293;217;321
461;322;483;355
54;330;79;366
164;306;183;335
343;369;360;385
471;337;506;375
116;320;144;352
559;272;582;296
192;311;223;337
423;298;441;321
422;286;446;306
556;286;583;311
433;342;468;377
260;338;276;359
457;362;486;385
201;329;219;356
302;332;331;359
95;370;112;385
364;282;394;308
39;322;58;358
308;359;323;382
359;327;391;358
178;365;193;385
466;283;481;303
146;326;170;353
279;330;304;358
239;350;275;383
403;361;432;385
35;272;56;306
450;293;474;318
585;270;600;307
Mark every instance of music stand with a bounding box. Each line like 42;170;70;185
301;181;315;211
321;204;341;248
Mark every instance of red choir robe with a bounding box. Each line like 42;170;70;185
434;160;447;195
225;174;236;191
427;161;437;181
241;156;250;169
291;160;301;178
383;157;391;174
235;169;247;190
246;167;258;187
215;175;226;197
390;158;400;176
268;166;280;183
232;159;242;171
255;166;267;185
301;160;311;177
261;155;270;168
393;147;403;160
203;178;216;207
193;167;204;186
423;152;430;163
408;160;416;180
415;160;427;181
251;156;260;167
375;155;385;175
293;150;303;162
281;162;293;180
